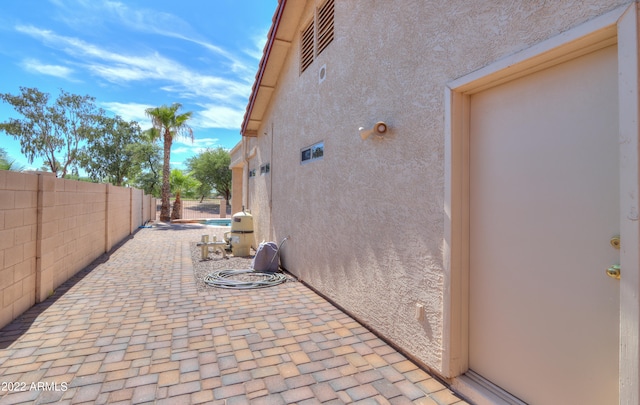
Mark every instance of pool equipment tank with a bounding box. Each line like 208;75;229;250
229;210;254;256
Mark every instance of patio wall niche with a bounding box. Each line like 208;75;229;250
0;171;156;329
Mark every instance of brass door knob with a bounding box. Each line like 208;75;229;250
606;264;620;280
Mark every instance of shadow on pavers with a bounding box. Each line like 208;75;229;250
151;221;208;231
0;231;142;349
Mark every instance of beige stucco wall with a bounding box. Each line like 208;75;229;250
106;184;131;251
244;0;632;376
0;171;38;328
229;142;245;216
39;176;108;298
0;172;155;329
131;188;143;234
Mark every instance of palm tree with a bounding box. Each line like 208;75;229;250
145;103;193;221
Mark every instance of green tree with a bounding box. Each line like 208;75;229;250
170;168;200;200
0;87;103;177
0;148;24;172
129;128;162;197
186;147;231;203
79;116;142;186
63;173;93;182
145;103;193;221
169;168;200;220
0;148;10;170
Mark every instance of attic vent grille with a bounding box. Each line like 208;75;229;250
299;0;335;74
301;22;315;73
317;0;334;56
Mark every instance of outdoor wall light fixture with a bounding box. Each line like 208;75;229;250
359;121;388;140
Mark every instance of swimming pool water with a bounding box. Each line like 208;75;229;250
202;219;232;226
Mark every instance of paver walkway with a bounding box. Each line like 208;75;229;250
0;223;469;404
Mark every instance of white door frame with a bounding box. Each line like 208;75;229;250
442;4;640;404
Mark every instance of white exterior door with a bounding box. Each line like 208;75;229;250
468;45;620;404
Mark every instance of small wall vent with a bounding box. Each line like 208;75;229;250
319;64;327;83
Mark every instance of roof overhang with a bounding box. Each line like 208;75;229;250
240;0;306;137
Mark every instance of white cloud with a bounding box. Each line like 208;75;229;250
173;137;222;157
244;29;270;62
192;137;221;147
172;147;191;154
15;24;251;109
100;101;152;123
192;105;245;130
50;0;252;75
103;0;256;76
14;1;270;139
21;58;76;80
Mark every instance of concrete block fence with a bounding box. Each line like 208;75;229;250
0;171;156;329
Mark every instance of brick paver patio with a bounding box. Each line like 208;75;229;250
0;223;468;404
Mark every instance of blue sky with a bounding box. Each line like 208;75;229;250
0;0;277;172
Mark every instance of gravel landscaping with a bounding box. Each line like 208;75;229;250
189;226;296;292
